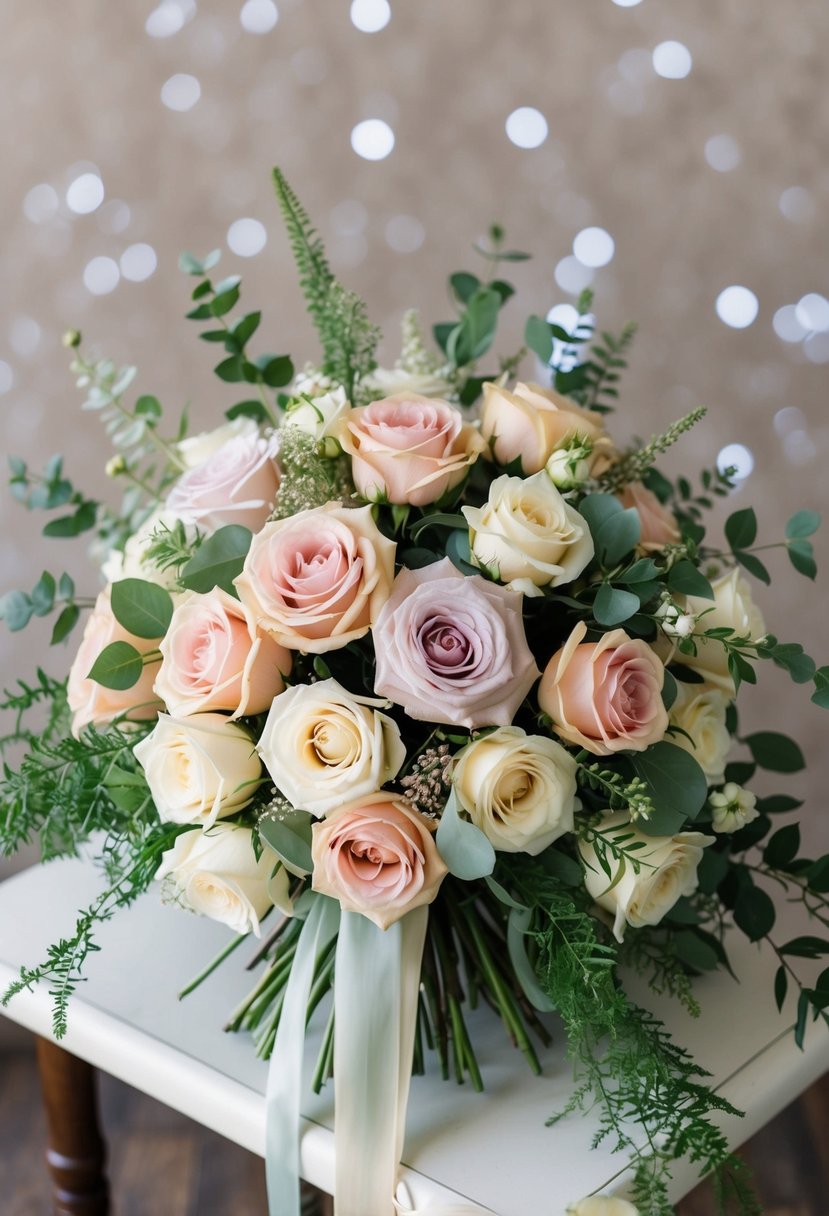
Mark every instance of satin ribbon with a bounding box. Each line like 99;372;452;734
394;1180;493;1215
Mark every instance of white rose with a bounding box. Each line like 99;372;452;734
669;683;732;784
177;417;258;469
674;568;766;693
156;824;273;935
257;678;405;816
453;726;577;854
135;712;261;828
283;386;350;440
101;510;186;592
461;471;594;596
568;1198;639;1216
579;812;712;942
363;366;456;400
709;782;759;833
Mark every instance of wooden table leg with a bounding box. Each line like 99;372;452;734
35;1036;110;1215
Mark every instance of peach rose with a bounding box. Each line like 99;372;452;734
617;482;680;551
480;381;614;475
311;792;448;929
165;431;281;535
234;502;396;653
154;588;291;718
67;586;163;737
335;394;484;506
539;621;668;755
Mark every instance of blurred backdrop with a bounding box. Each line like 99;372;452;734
1;0;827;884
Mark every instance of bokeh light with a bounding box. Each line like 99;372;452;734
715;285;758;329
505;107;548;149
350;119;395;160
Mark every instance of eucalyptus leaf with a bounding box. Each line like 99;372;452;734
259;811;314;877
667;560;714;601
593;584;640;627
180;525;252;595
87;640;144;690
507;905;556;1012
435;789;495;880
111;579;174;640
725;507;757;551
632;742;708;833
785;509;821;539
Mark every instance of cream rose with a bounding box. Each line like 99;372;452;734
480;381;614;475
155;588;291;718
453;727;577;854
311;793;448;929
134;712;261;828
539;622;668;755
156;824;273;935
669;683;731;784
165;431;281;535
568;1198;639;1216
257;678;406;817
67;586;163;738
462;471;594;596
234;502;396;654
176;417;259;469
283;386;350;440
335;394;484;506
362;366;457;401
617;482;680;551
673;568;766;693
579;812;712;942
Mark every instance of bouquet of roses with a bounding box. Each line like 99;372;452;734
2;169;828;1216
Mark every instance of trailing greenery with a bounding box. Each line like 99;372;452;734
598;407;708;493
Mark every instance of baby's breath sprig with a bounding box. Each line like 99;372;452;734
269;428;355;520
400;743;453;818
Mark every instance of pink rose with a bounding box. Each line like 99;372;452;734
335;394;484;506
373;557;539;728
538;621;668;755
67;586;163;737
480;381;614;475
311;793;448;929
617;482;680;551
234;502;396;653
165;432;280;534
154;587;291;718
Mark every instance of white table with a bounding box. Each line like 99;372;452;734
1;854;827;1215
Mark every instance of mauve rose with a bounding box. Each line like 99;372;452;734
234;502;396;653
617;482;680;551
539;621;668;755
155;587;291;718
480;381;614;475
335;394;484;506
67;586;163;738
373;557;539;729
311;793;448;930
165;431;281;535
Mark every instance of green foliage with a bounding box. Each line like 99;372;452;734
8;454;99;540
744;730;805;773
179;525;252;595
110;579;173;639
435;789;496;880
87;640;145;690
258;807;313;874
0;570;83;644
631;742;709;834
143;518;203;576
578;493;641;567
599;408;708;493
577;761;655;820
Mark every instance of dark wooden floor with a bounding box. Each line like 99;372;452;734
1;1041;827;1215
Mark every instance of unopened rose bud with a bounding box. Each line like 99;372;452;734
545;449;589;490
62;329;82;349
317;436;342;460
105;455;127;477
673;613;696;638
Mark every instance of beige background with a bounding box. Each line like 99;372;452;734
1;0;827;892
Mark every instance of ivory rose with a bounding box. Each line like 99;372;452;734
67;586;163;737
134;712;261;828
362;363;456;402
617;482;680;551
462;471;594;595
155;588;291;718
669;683;731;783
310;792;447;929
673;567;766;693
373;558;539;729
176;417;258;469
335;394;484;506
165;431;281;535
234;502;396;653
257;678;406;817
453;727;577;854
283;386;350;440
539;621;668;755
156;825;273;935
579;812;712;942
480;381;614;475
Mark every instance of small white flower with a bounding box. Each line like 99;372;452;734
545;444;591;490
283;385;350;440
655;594;695;639
709;782;758;833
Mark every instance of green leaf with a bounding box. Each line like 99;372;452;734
507;905;556;1012
763;824;801;868
525;315;554;364
446;527;477;576
795;989;809;1049
435;789;495;880
51;603;80;645
811;966;829;1012
87;640;144;690
673;930;720;972
745;731;805;773
786;509;821;539
135;395;162;420
225;400;271;425
43;502;97;537
211;285;240;317
632;742;708;834
180;525;252;595
809;856;829;893
661;668;678;710
0;590;33;632
110;579;174;640
779;936;829;959
769;643;815;684
755;794;802;815
593;584;640;627
774;965;788;1012
214;355;245;383
179;250;206;275
449;272;480;303
618;558;660;585
733;550;771;585
258;355;294;388
30;572;56;617
733;883;776;942
433;322;454;354
725;507;757;551
258;811;313;877
231;310;262;347
667;560;714;600
787;538;817;579
447;289;501;366
813;666;829;709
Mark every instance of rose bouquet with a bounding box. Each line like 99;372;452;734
2;169;828;1216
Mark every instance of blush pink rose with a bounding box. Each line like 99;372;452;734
480;381;614;475
234;502;396;653
538;621;668;755
617;482;680;551
154;587;291;718
373;557;539;729
165;431;280;535
335;394;485;506
311;792;448;929
67;586;163;737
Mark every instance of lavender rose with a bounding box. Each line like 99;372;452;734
373;557;539;729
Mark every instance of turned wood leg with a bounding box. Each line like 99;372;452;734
35;1037;110;1215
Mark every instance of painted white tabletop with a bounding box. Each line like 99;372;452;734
0;854;827;1215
